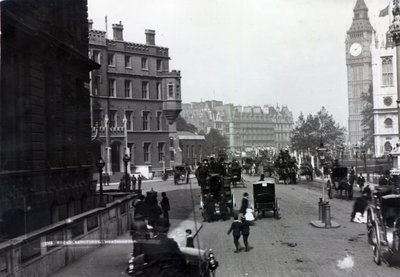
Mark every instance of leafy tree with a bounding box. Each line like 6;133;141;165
360;84;374;152
176;115;198;133
202;128;228;158
291;107;346;153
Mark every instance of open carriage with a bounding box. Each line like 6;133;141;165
326;166;353;200
253;179;280;219
367;186;400;265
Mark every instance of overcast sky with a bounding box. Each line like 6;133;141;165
88;0;391;128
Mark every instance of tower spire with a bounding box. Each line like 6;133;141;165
353;0;368;11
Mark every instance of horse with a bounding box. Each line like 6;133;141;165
336;178;353;200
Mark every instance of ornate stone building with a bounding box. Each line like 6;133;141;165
345;0;374;144
0;0;99;239
181;101;293;154
89;22;182;178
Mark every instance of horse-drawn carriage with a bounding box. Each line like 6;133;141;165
327;167;353;200
367;186;400;265
173;165;187;185
200;173;234;221
229;165;245;188
253;179;281;219
274;150;298;184
299;164;313;181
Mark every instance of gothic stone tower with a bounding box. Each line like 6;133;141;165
345;0;374;144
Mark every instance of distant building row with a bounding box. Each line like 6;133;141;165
181;101;293;154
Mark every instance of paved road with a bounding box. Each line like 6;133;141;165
199;175;400;277
52;175;400;276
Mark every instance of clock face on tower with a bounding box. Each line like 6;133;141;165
350;43;362;57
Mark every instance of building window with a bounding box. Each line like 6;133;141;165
384;141;392;152
141;57;148;70
92;50;101;63
124;80;132;98
384;118;393;128
158;143;165;161
142;81;149;98
93;109;102;126
144;143;151;163
192;145;195;158
109;110;117;128
176;84;180;97
157;59;162;71
108;54;115;66
157;82;162;99
170;150;175;161
125;55;131;68
170;137;174;148
92;75;101;95
108;79;116;97
168;83;174;98
142;111;150;130
382;56;393;86
157;112;162;130
125;111;132;130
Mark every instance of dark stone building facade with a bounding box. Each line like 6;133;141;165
0;0;99;239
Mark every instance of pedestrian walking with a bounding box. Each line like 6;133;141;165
137;175;142;190
131;175;137;190
357;173;365;192
160;192;170;223
227;215;242;253
185;229;194;248
240;216;251;251
240;192;250;215
119;178;125;191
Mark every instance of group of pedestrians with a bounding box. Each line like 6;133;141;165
119;174;142;192
227;191;254;253
132;190;170;226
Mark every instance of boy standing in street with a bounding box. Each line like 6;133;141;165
160;192;170;224
240;216;251;251
227;215;242;253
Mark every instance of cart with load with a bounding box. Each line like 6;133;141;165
253;178;280;219
367;186;400;265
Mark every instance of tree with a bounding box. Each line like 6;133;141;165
360;84;374;152
291;107;346;153
202;128;229;158
176;115;198;133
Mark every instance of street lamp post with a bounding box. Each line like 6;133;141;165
339;144;345;163
354;144;360;175
317;141;327;201
96;157;106;207
123;154;130;192
390;1;400;145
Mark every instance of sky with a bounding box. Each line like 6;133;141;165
88;0;392;128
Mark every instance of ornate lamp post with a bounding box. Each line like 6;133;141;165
123;154;130;192
96;157;106;207
354;144;360;175
317;141;327;201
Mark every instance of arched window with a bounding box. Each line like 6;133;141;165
384;118;393;128
384;141;392;152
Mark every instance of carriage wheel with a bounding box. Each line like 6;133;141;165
367;210;374;245
372;221;382;265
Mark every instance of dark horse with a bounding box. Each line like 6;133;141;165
336;177;353;200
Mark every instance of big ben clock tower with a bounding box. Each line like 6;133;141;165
345;0;374;144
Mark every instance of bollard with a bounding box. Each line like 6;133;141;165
321;202;327;223
318;198;323;221
324;202;332;228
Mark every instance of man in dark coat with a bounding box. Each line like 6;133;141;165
204;194;216;222
240;216;251;252
196;163;209;187
227;215;242;253
160;192;170;224
240;192;250;215
133;195;147;221
131;175;137;190
137;175;142;190
357;173;365;192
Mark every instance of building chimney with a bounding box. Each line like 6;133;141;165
145;29;155;45
112;21;123;41
88;19;93;31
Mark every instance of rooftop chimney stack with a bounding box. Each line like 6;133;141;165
112;21;124;41
88;19;93;31
145;29;156;45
